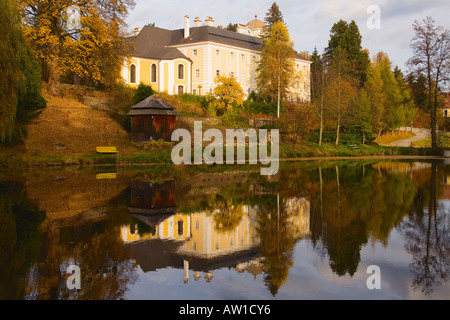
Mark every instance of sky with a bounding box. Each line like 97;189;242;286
125;0;450;72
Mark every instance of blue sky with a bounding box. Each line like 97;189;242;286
125;0;450;72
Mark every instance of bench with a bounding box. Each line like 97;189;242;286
96;146;118;154
96;173;117;180
348;144;359;149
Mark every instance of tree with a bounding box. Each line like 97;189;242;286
376;52;404;134
15;46;47;139
19;0;135;95
324;76;356;145
264;2;284;29
257;22;295;118
396;69;417;131
310;47;326;145
366;59;387;137
0;0;46;144
226;23;238;32
407;72;429;112
407;17;450;152
211;75;244;114
0;0;23;143
325;20;370;87
349;89;372;144
327;47;355;145
132;83;154;105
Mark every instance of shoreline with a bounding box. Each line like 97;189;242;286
0;152;447;171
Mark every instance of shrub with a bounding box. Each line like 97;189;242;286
106;82;135;132
133;83;154;105
221;111;248;128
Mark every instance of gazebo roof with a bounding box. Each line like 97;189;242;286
128;95;178;116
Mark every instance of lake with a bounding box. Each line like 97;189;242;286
0;160;448;300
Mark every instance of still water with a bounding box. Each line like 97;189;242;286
0;160;449;300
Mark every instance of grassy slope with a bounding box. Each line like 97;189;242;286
374;131;416;146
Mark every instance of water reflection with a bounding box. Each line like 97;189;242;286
123;178;310;294
0;161;448;299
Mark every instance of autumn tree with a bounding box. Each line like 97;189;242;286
211;75;244;114
310;47;327;145
349;89;372;144
19;0;135;95
407;17;450;152
365;59;386;137
257;21;295;118
327;47;355;145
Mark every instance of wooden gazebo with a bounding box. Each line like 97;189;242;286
128;95;178;142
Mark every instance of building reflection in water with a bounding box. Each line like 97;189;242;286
122;179;310;285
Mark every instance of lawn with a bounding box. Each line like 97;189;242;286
411;133;450;148
374;131;416;146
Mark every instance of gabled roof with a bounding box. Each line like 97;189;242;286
127;26;190;61
128;95;178;116
128;25;310;62
169;26;263;51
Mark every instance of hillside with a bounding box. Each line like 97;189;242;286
24;87;137;156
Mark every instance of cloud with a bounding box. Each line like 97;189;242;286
125;0;450;71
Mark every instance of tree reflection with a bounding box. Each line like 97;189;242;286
257;194;297;296
0;180;46;299
206;194;244;233
401;162;450;295
305;162;418;276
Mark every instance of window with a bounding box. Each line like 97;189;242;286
303;66;306;71
195;69;200;78
193;49;197;56
130;64;136;83
195;220;200;230
178;64;184;79
151;63;157;83
216;70;220;76
216;50;220;56
230;72;234;78
193;89;196;95
241;54;245;61
230;52;234;59
445;109;448;117
297;64;299;70
253;56;256;63
177;220;184;236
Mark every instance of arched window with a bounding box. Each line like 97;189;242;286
130;64;136;83
151;64;157;83
178;64;184;80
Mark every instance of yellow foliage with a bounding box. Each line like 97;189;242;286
212;75;244;113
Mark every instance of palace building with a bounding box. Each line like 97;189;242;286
122;15;311;102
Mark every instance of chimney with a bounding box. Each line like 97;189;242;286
194;17;202;27
205;16;214;27
133;27;140;36
184;15;190;38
